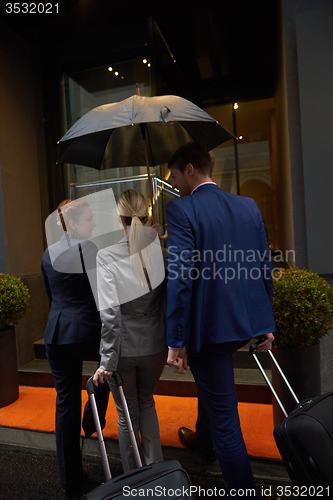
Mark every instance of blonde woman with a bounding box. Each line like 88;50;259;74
93;190;168;472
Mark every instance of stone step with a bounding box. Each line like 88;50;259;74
33;338;271;369
18;358;272;404
33;338;47;360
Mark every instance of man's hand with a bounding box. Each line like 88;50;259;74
167;347;188;374
93;367;113;387
257;333;274;351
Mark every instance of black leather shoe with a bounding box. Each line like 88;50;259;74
64;470;102;499
178;427;216;461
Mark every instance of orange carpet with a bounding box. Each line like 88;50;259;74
0;386;280;459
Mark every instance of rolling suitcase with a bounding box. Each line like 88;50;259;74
82;372;196;500
250;341;333;492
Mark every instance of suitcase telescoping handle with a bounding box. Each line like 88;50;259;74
249;341;299;418
86;371;143;481
110;372;143;469
87;376;112;480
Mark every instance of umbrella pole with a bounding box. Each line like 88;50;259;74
136;86;156;223
137;85;167;239
141;136;156;224
142;137;168;240
141;128;167;239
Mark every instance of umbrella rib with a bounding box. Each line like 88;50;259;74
178;121;197;143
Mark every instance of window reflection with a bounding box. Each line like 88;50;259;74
206;98;279;250
62;65;279;249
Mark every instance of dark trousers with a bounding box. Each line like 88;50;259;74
46;340;109;492
188;341;258;500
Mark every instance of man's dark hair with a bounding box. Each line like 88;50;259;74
168;142;212;176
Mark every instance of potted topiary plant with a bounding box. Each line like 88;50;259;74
0;273;30;407
271;268;333;425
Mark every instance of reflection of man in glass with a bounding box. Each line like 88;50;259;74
41;199;109;499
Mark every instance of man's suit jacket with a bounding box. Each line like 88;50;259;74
166;184;276;354
41;234;101;345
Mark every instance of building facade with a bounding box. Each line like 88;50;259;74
0;0;332;389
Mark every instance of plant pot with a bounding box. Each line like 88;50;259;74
0;325;19;408
271;343;321;427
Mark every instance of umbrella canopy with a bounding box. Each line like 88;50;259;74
58;94;234;170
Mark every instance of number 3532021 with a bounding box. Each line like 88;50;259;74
276;485;330;497
6;3;59;14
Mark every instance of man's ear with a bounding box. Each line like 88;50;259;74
186;163;195;176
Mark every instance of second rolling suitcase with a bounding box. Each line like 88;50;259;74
250;341;333;492
82;372;196;500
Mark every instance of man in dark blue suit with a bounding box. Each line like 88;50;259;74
166;142;275;499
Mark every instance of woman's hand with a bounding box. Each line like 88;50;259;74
93;367;113;387
149;219;162;236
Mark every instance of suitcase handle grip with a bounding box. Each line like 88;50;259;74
86;371;124;395
112;371;123;387
86;376;95;395
249;337;267;355
249;341;259;356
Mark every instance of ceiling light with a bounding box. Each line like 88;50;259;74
114;71;119;76
143;59;147;64
108;66;113;72
234;103;239;110
239;135;243;140
147;63;151;68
